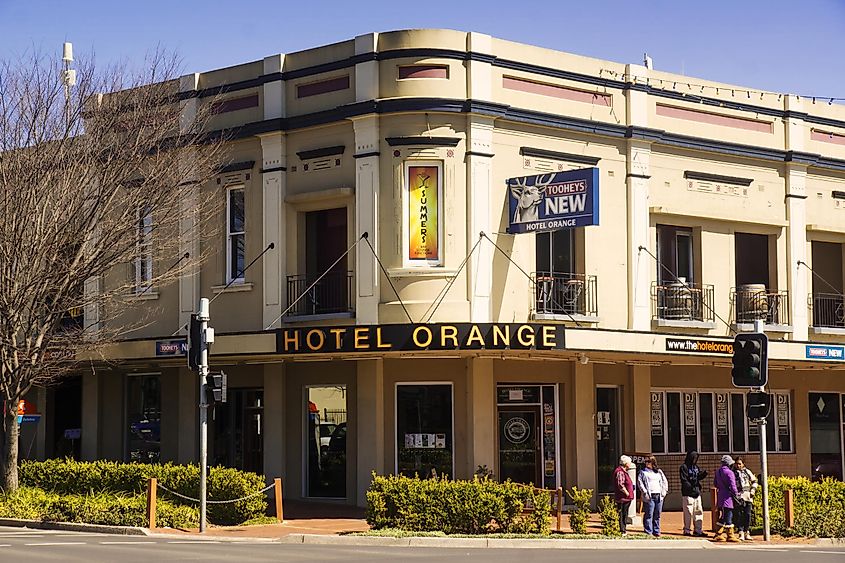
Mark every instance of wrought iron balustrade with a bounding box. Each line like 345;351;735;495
812;293;845;328
652;281;714;322
733;285;790;326
532;272;597;317
286;271;354;317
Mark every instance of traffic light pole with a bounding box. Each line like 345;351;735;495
197;298;210;533
759;414;770;540
753;319;770;541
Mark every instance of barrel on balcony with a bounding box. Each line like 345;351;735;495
652;281;714;322
733;284;789;326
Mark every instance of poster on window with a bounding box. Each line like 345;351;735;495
716;393;729;436
650;392;663;436
407;164;439;262
684;393;696;436
777;394;789;435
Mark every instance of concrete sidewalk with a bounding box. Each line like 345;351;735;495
148;502;817;545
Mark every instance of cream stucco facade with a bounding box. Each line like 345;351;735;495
27;29;845;510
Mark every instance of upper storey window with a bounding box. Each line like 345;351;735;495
227;186;245;283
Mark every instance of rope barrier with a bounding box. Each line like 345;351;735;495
156;482;275;504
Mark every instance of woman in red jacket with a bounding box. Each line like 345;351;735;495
613;455;635;536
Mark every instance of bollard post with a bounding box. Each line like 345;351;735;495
784;489;794;529
556;487;563;532
711;487;719;532
275;478;284;523
146;478;157;530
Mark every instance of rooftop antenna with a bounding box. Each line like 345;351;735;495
61;42;76;130
643;53;653;70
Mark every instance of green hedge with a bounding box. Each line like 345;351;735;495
366;474;551;535
0;487;198;528
753;476;845;538
19;459;267;526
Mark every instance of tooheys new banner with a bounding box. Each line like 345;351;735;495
408;165;439;260
507;167;600;234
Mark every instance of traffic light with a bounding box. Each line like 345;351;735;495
731;332;768;388
746;390;772;420
188;314;201;371
205;370;227;406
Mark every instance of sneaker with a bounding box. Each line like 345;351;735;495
694;531;708;538
683;531;693;536
653;533;661;538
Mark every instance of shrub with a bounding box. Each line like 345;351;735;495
752;476;845;538
0;486;198;528
19;459;267;525
598;494;620;536
366;473;551;535
566;486;592;534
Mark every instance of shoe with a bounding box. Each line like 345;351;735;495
653;533;661;538
694;531;708;538
713;524;726;542
745;533;753;541
683;531;693;536
622;532;628;537
726;526;740;543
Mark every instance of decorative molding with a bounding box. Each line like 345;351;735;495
626;173;651;180
285;187;354;204
204;97;845;174
385;136;461;147
683;171;754;186
519;146;600;165
296;145;345;160
260;166;286;174
219;161;255;173
785;193;808;200
466;150;495;158
211;282;254;294
833;191;845;200
354;151;380;159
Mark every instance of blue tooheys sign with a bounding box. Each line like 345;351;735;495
507;168;600;234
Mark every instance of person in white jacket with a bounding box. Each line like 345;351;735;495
733;456;759;541
637;455;669;537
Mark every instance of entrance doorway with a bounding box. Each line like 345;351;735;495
50;377;82;459
496;385;559;489
498;406;541;485
809;392;844;481
596;387;621;494
212;389;264;474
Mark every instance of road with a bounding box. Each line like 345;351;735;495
0;527;842;562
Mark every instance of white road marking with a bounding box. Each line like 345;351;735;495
25;542;87;546
167;540;222;544
99;541;158;545
0;544;11;547
800;551;845;555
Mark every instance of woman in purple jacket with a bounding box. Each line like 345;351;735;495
713;455;741;542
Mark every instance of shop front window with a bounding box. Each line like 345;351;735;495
306;385;347;497
126;374;160;463
396;384;453;478
651;389;793;454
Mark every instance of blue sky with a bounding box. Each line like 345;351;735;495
1;0;843;98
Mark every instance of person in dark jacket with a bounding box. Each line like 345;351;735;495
613;455;635;535
679;451;708;536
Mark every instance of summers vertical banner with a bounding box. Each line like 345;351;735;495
407;164;439;262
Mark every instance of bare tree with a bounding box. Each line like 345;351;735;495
0;49;225;491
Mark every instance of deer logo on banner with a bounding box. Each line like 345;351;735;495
509;174;555;224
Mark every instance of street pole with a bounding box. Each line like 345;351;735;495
752;319;770;541
759;413;770;541
197;298;210;533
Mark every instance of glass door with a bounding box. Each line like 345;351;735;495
809;392;843;481
596;387;621;494
498;406;542;486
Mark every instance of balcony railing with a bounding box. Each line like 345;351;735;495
533;272;597;317
732;285;790;326
652;282;714;322
286;271;354;317
812;293;845;328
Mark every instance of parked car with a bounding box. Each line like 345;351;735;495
319;422;337;452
